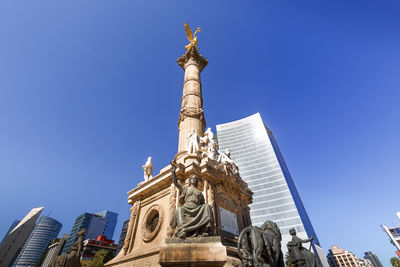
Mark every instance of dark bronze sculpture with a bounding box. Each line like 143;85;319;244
50;228;86;267
287;228;322;267
237;221;284;267
169;163;213;238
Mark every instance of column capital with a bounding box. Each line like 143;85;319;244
177;46;208;72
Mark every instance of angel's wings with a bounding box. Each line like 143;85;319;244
185;22;193;42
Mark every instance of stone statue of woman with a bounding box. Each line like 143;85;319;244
169;163;213;239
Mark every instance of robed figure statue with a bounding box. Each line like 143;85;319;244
169;163;213;239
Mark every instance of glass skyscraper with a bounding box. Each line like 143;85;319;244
96;210;118;240
216;113;320;254
62;210;118;254
13;216;62;267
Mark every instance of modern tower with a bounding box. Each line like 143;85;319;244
381;212;400;255
41;234;69;267
0;207;44;266
62;210;118;254
117;220;129;253
13;216;62;266
216;113;320;254
96;210;118;240
363;251;383;267
0;220;20;246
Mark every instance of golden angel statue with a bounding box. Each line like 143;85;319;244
185;22;201;51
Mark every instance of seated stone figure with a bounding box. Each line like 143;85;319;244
287;228;322;267
170;163;213;239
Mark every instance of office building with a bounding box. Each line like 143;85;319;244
62;210;118;254
62;213;92;254
117;220;129;253
81;235;118;261
358;258;373;267
13;216;62;266
327;245;359;267
41;234;68;267
0;207;44;266
0;220;20;245
363;252;383;267
216;113;320;254
96;210;118;240
382;212;400;254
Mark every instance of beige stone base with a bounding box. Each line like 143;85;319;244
159;237;226;267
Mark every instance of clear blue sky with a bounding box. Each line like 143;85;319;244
1;0;399;265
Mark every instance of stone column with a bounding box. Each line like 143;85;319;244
176;46;208;156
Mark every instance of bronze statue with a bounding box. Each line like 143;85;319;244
286;228;322;267
184;22;201;51
169;162;213;238
237;221;284;267
50;228;86;267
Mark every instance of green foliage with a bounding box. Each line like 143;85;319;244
81;249;115;267
391;257;400;267
285;252;293;267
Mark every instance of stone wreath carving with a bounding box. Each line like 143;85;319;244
141;204;164;242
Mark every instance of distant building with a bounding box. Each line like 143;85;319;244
382;212;400;255
86;215;107;239
327;245;359;267
62;210;118;254
0;207;44;267
117;220;129;253
13;216;62;266
358;258;373;267
363;251;383;267
62;213;92;254
81;235;118;261
216;113;322;256
96;211;118;240
0;220;20;246
41;234;69;267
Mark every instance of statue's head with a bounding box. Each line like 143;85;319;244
289;228;296;236
188;175;199;187
206;127;212;133
147;156;152;162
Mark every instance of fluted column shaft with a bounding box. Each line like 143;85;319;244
177;47;208;155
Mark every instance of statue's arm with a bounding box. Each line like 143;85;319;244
171;164;183;191
301;236;314;244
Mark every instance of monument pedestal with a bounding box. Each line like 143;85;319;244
159;237;226;267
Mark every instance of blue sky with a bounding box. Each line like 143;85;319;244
1;0;399;265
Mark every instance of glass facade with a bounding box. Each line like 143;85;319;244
13;216;62;267
96;210;118;240
62;213;91;254
216;113;319;254
62;210;118;254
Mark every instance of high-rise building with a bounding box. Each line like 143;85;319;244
0;207;44;266
363;251;383;267
62;210;118;254
0;220;20;245
117;220;129;253
327;245;359;267
62;213;92;254
13;216;62;266
96;210;118;240
86;215;107;239
40;234;69;267
358;258;373;267
382;212;400;255
216;113;320;255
